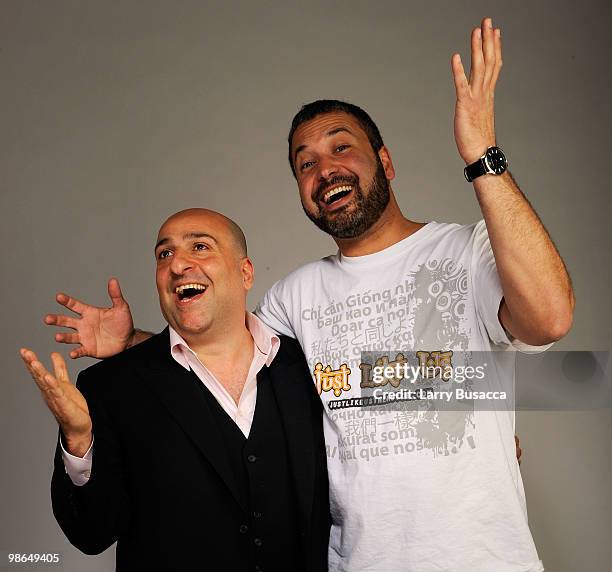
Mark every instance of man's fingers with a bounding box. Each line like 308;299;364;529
481;17;496;86
20;349;84;431
55;331;80;345
20;349;59;393
44;313;78;329
108;277;127;307
19;348;38;375
50;352;70;384
451;54;470;98
55;293;87;316
469;26;484;88
490;28;503;89
70;346;89;359
29;359;57;391
20;348;41;378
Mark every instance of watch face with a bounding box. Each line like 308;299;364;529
484;147;508;175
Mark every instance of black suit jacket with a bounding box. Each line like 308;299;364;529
51;330;331;571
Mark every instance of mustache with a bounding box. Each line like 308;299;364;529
314;175;358;203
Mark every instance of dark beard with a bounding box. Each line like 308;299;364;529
302;157;390;239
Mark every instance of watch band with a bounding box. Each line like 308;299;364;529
464;158;487;182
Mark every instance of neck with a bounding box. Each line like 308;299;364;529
334;191;426;257
183;313;254;363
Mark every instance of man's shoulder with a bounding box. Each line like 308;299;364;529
256;257;337;328
426;220;482;241
268;255;337;291
411;220;490;258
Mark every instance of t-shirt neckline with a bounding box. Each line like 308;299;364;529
336;221;438;268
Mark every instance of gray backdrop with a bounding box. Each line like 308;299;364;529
2;1;610;570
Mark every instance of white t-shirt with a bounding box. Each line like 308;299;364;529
256;221;545;572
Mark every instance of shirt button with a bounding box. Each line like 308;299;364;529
247;454;257;463
239;524;249;534
253;537;263;547
253;511;263;519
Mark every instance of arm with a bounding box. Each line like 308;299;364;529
21;350;129;554
451;17;574;346
45;277;153;359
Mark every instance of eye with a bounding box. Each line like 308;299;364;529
300;160;315;171
194;242;209;252
157;249;172;260
335;144;350;152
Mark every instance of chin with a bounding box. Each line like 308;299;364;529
174;320;210;337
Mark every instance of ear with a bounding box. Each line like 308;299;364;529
241;257;255;291
378;145;396;181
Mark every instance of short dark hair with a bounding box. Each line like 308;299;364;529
287;100;385;178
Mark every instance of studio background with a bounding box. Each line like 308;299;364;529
2;1;610;571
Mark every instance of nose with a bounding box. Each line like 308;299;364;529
169;250;193;275
317;155;340;181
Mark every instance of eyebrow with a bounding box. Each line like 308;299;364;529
154;232;218;252
293;127;355;165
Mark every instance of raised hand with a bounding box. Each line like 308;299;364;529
20;349;92;457
45;278;135;359
451;17;502;164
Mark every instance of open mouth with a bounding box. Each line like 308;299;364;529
322;185;353;207
175;283;207;302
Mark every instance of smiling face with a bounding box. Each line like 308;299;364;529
291;111;395;239
154;209;253;344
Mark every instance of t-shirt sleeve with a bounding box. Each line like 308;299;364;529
470;220;552;353
255;280;297;339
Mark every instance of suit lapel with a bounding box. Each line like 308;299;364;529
266;351;316;531
136;329;247;512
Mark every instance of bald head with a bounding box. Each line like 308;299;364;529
158;208;247;258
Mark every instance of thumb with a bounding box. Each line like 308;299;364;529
108;277;127;307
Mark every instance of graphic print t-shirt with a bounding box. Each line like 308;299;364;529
256;221;545;572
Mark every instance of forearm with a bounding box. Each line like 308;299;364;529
474;171;574;344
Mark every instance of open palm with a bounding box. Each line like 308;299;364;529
451;17;502;165
20;349;92;456
45;278;134;359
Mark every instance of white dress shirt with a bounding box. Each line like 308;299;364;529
61;312;280;486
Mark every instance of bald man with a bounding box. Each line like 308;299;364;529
21;209;331;572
